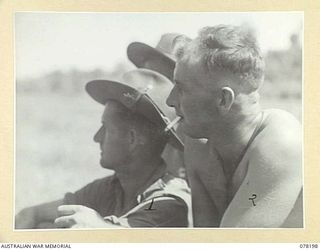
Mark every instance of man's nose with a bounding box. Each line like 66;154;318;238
166;85;178;108
93;126;103;143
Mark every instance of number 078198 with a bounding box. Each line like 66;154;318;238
299;244;319;248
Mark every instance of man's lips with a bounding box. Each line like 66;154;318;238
175;110;183;119
176;113;184;123
177;114;184;121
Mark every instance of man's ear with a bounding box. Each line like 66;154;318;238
219;86;235;113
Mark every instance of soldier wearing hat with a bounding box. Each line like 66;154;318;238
127;33;192;179
127;33;190;82
15;69;190;229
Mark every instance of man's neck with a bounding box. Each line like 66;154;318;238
115;157;164;202
208;104;262;180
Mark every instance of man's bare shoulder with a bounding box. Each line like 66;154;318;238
262;108;301;131
249;108;302;177
254;108;301;148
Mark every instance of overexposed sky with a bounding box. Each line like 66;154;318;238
15;12;303;79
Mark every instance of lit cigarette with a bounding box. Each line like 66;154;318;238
164;116;182;132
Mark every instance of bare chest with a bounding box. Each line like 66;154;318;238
184;138;249;209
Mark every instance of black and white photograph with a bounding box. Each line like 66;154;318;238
14;12;303;229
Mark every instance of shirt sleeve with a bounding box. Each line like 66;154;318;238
125;197;188;227
63;176;111;209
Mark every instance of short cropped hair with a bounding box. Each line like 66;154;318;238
176;25;265;91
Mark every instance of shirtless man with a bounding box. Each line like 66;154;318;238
166;25;303;227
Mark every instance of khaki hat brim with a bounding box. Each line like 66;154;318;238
86;80;184;152
127;42;175;81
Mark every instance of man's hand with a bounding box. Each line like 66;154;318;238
54;205;108;228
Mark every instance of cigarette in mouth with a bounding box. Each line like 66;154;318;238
164;116;182;132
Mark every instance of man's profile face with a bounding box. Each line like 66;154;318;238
93;101;131;170
166;60;219;139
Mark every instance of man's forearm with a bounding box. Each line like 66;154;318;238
15;199;64;229
34;199;64;223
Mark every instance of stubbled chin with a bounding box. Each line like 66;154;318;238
180;122;194;137
100;159;110;169
181;123;206;139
